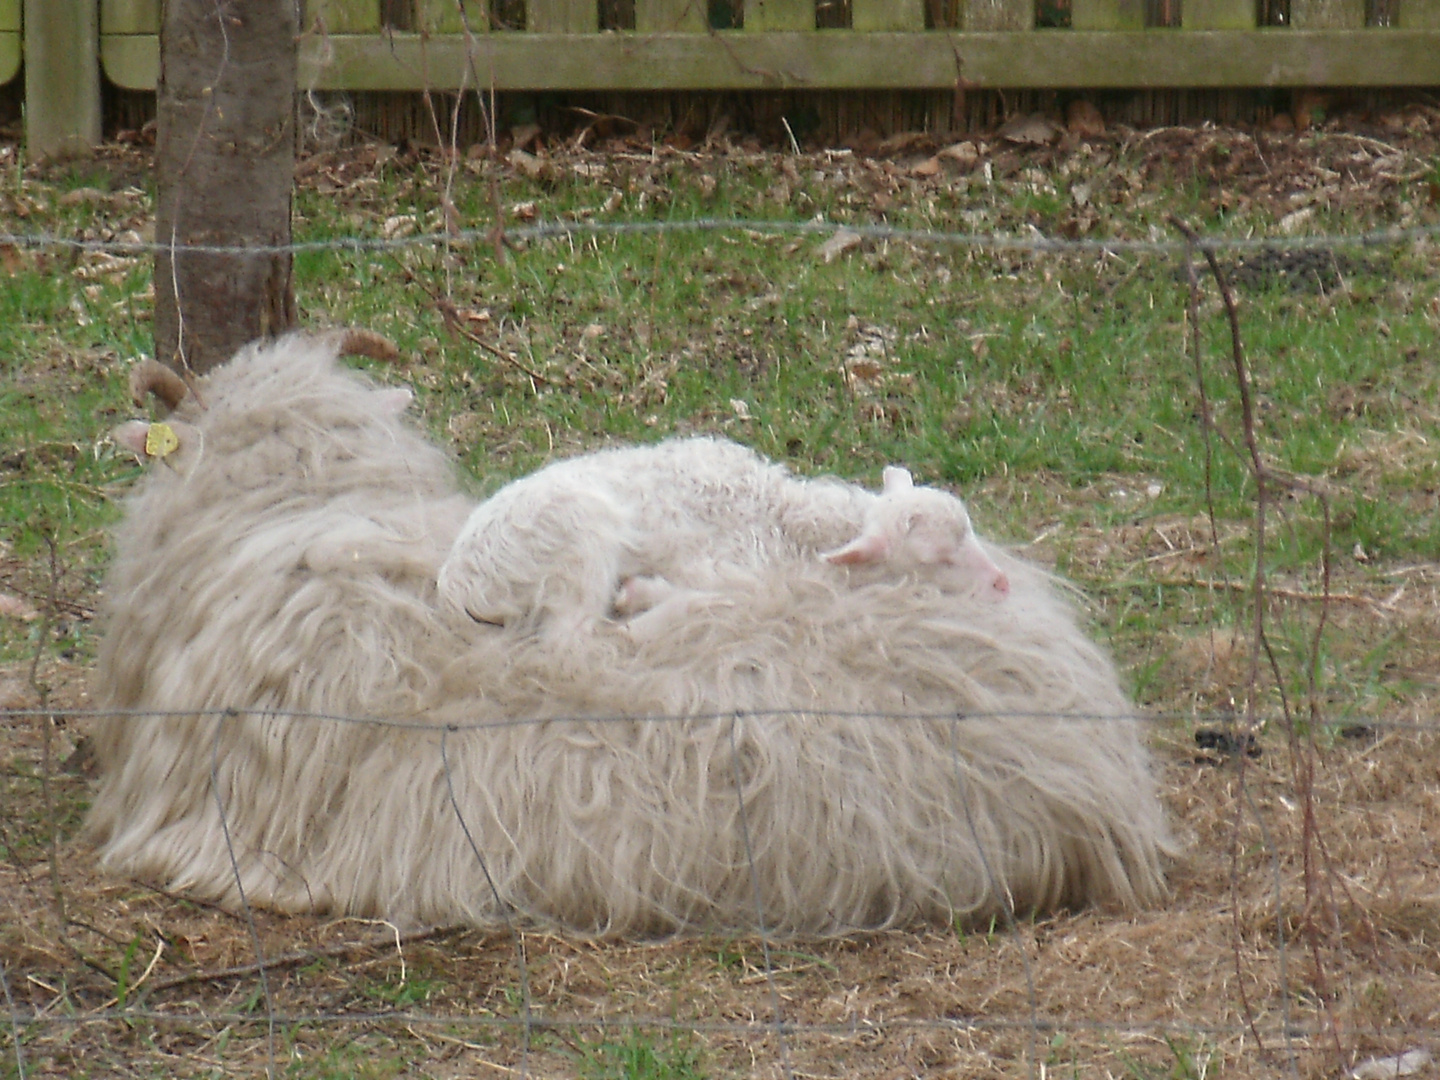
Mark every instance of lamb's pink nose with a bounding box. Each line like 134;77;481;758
992;571;1010;597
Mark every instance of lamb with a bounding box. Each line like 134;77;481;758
86;330;1174;937
436;439;1009;638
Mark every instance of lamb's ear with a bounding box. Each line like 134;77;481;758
822;530;891;566
374;387;414;414
881;466;914;494
112;421;154;457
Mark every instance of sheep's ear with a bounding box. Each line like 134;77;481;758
374;387;414;414
881;466;914;494
112;421;154;457
823;530;891;566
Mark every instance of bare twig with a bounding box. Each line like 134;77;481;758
25;530;65;933
142;925;462;995
401;265;552;386
1172;217;1275;1068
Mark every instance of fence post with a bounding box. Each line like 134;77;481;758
24;0;102;157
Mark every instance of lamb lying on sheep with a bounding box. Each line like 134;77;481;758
87;330;1174;937
436;438;1009;639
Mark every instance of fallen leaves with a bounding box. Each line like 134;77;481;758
0;593;40;622
816;228;862;263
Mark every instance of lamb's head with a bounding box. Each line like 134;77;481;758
823;466;1010;599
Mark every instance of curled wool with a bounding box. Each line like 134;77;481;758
86;333;1173;936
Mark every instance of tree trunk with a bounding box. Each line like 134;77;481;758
154;0;297;376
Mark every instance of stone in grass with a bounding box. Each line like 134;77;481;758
1351;1049;1432;1080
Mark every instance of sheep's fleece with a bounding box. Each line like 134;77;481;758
87;332;1174;937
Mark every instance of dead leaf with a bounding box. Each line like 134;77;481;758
507;148;545;180
817;229;862;263
938;141;980;170
999;114;1063;146
877;131;930;155
381;214;417;239
1351;1049;1432;1080
846;358;884;382
59;187;107;208
1278;206;1314;234
0;677;35;710
1065;99;1105;138
0;593;39;621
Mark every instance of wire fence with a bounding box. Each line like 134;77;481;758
4;216;1440;258
3;698;1439;1079
4;132;1440;1077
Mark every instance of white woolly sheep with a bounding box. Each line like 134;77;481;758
86;331;1174;937
436;440;1010;639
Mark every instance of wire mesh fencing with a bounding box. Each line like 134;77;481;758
2;700;1439;1080
3;106;1440;1076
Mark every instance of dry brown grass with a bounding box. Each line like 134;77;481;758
4;107;1440;1078
3;632;1439;1078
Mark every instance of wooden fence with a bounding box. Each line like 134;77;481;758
9;0;1440;154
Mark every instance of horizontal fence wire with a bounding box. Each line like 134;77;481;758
4;204;1437;1079
2;705;1436;732
3;218;1440;259
5;697;1434;1080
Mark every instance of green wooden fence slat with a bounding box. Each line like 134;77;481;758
0;34;17;85
101;0;158;34
1072;0;1144;29
1403;0;1440;27
417;0;488;32
0;0;17;78
747;0;815;30
1289;0;1365;26
25;0;102;155
965;0;1032;30
853;0;925;30
635;0;708;30
101;29;1440;91
1182;0;1253;28
310;0;383;31
528;0;599;31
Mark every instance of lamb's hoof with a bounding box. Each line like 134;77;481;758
613;575;674;617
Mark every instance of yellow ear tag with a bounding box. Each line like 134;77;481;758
144;422;180;459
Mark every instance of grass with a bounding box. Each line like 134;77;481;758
1;117;1439;1078
575;1029;705;1080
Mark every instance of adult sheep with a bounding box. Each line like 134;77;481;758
87;330;1174;937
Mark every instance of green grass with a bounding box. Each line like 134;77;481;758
3;139;1439;727
574;1028;705;1080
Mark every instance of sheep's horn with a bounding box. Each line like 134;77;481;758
129;360;190;412
330;328;401;363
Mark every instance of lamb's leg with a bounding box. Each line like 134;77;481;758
615;575;730;641
612;574;678;617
